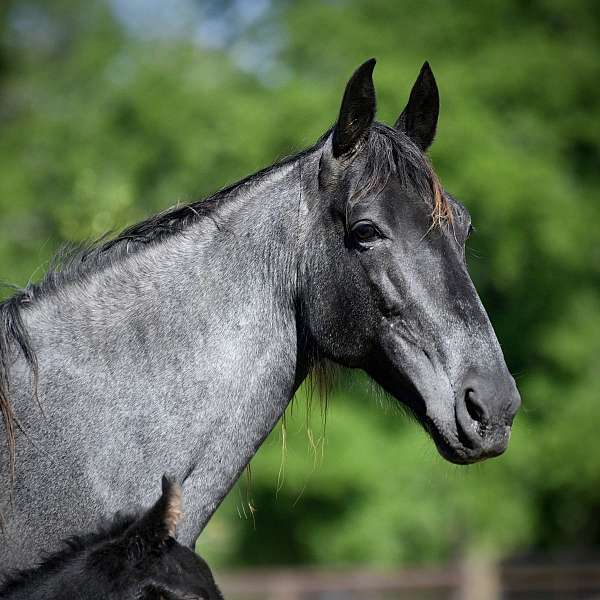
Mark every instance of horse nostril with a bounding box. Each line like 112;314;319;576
464;388;487;424
454;372;518;458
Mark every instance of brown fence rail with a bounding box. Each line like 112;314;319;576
217;563;600;600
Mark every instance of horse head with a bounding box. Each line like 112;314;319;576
301;60;521;464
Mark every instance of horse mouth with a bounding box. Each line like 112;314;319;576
394;386;487;465
420;411;511;465
373;328;513;465
371;361;511;465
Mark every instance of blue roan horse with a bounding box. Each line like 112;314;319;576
0;59;520;569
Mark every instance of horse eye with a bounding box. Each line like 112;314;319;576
351;221;379;243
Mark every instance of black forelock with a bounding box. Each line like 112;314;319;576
353;122;442;206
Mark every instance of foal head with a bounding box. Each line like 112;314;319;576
301;60;521;464
0;477;223;599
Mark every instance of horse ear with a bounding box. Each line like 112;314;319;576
146;474;182;540
88;476;183;572
127;475;183;546
395;61;439;151
332;58;377;158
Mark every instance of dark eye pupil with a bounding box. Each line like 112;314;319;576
353;223;376;240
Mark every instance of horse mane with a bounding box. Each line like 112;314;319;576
0;137;325;485
0;122;449;484
0;512;136;593
0;294;37;484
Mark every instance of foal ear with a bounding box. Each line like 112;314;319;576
129;475;183;546
395;61;439;151
332;58;377;158
88;476;183;572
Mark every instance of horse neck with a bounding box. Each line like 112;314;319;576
18;159;308;498
44;160;302;370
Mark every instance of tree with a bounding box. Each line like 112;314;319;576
1;0;599;568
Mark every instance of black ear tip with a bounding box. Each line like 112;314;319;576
161;474;174;495
420;61;436;83
358;57;376;76
351;58;376;83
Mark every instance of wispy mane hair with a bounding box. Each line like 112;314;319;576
0;291;38;485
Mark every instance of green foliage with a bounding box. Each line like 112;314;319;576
1;0;599;567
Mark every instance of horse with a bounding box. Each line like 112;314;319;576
0;58;520;569
0;476;223;599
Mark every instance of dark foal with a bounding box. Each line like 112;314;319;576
0;477;223;600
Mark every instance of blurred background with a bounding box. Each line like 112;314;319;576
1;0;599;598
